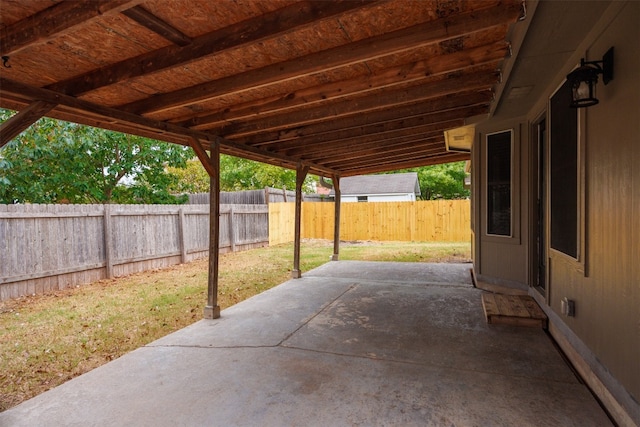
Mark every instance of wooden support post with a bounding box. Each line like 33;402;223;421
103;204;113;279
331;174;341;261
292;163;309;278
204;141;221;319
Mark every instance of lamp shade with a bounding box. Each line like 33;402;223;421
567;64;600;107
565;48;613;108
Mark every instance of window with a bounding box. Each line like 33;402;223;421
357;196;368;202
550;81;578;258
486;130;512;236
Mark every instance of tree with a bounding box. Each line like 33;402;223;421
167;158;210;194
0;109;191;204
414;162;469;200
169;154;316;193
387;162;469;200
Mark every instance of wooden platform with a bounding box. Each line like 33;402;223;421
481;293;548;328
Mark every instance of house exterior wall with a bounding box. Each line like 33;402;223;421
473;122;528;288
472;2;639;424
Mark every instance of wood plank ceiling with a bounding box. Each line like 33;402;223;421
0;0;523;177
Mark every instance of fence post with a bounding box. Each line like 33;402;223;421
103;204;113;279
282;186;288;202
179;208;187;263
228;205;236;252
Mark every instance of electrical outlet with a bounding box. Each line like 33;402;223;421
561;297;576;317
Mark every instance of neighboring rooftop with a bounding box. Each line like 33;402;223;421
331;172;420;196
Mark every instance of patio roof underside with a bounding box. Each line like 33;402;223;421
0;0;522;177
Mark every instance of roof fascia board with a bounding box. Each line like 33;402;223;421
490;0;539;116
0;77;339;176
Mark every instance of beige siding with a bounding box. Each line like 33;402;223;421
474;122;529;286
473;1;639;416
546;2;640;404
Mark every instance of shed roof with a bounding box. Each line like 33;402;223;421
331;172;420;196
0;0;523;177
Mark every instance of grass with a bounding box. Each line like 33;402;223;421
0;239;470;412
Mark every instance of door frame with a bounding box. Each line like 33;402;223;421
529;112;549;300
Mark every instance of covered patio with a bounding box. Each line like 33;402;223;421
2;1;637;423
0;0;525;320
0;261;611;426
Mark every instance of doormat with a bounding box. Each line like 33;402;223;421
481;293;548;328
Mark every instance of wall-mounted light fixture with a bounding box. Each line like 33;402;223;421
444;125;475;153
566;47;614;108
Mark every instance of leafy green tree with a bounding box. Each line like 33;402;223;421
0;109;191;204
169;154;316;193
220;155;316;193
167;158;210;194
387;162;469;200
414;162;469;200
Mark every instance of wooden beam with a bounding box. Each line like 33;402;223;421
341;152;470;176
122;6;191;46
47;1;375;96
320;141;447;169
259;115;463;151
0;78;339;177
0;0;139;56
204;141;221;319
235;93;492;147
123;2;521;115
284;121;460;157
0;94;206;147
219;71;499;138
306;136;445;164
292;163;309;279
182;42;508;130
0;101;56;148
188;137;215;177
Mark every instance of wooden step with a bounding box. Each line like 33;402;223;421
481;293;548;328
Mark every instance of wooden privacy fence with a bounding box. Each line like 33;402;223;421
0;204;268;301
188;187;299;204
269;200;470;245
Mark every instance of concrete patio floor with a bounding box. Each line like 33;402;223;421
0;261;612;426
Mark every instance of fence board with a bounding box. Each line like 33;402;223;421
188;187;298;205
2;200;467;300
1;204;268;301
271;200;470;244
269;203;296;245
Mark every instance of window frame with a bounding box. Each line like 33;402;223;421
547;80;588;275
485;129;514;238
